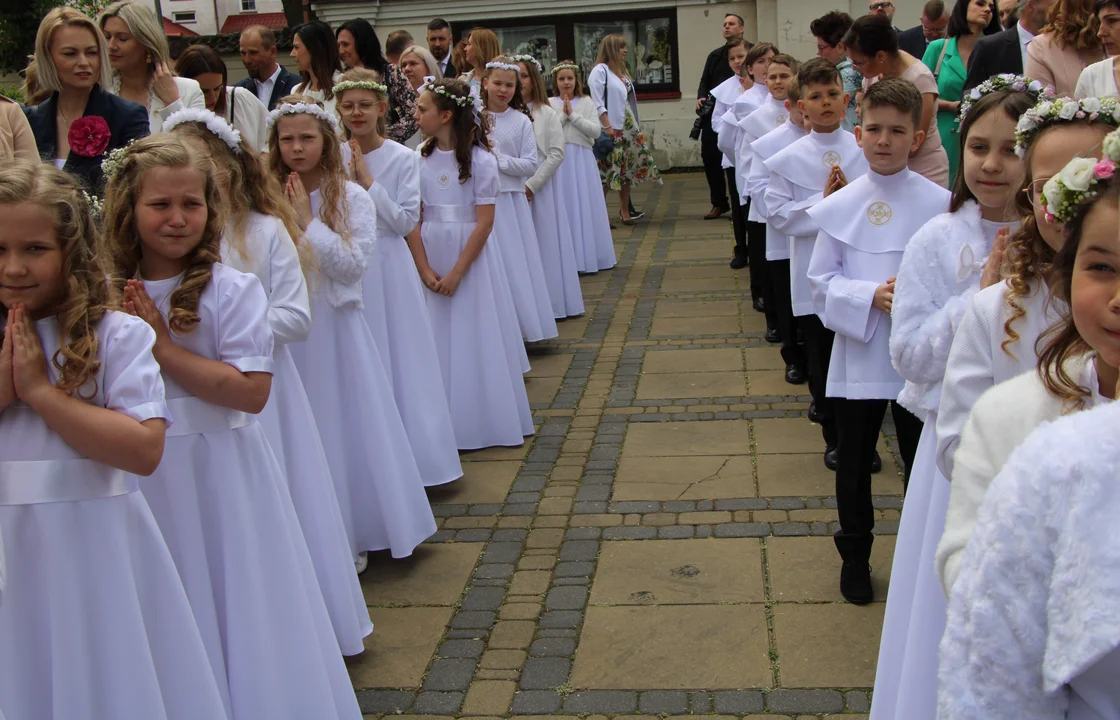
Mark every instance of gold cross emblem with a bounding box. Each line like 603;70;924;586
437;172;452;189
775;114;789;126
867;201;893;226
821;150;841;167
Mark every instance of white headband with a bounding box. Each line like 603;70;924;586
163;107;243;154
550;62;580;75
485;60;521;73
265;102;340;133
419;78;473;107
508;54;542;73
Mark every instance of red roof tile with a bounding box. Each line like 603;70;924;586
220;12;288;34
163;16;199;36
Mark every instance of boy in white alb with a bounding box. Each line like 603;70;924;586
806;78;950;604
764;57;867;462
745;77;809;375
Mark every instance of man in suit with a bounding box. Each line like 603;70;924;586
696;13;748;220
897;0;950;58
427;18;456;78
385;30;414;66
999;0;1020;28
236;26;301;111
962;0;1054;93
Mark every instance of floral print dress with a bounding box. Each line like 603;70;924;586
384;64;419;144
599;77;662;191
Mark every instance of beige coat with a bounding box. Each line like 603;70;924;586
1025;33;1105;98
0;96;38;162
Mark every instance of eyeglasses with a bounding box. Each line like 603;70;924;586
338;101;378;114
1026;177;1051;208
870;2;894;9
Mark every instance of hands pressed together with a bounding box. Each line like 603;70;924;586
285;173;314;231
1;305;52;411
824;165;848;197
122;279;171;350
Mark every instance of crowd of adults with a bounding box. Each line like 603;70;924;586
695;0;1119;253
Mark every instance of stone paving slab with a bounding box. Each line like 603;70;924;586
347;175;899;718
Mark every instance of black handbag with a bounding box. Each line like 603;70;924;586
592;72;616;161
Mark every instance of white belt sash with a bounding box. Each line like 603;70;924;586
423;204;478;223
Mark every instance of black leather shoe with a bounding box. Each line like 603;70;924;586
785;364;806;385
752;297;766;313
871;451;883;474
808;401;821;423
840;561;874;605
729;255;748;270
765;327;781;344
824;445;838;470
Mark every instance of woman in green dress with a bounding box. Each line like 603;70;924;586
922;0;997;186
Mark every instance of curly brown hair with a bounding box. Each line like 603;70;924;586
1043;0;1103;51
267;94;351;245
100;135;226;335
481;56;533;120
419;78;491;183
0;161;114;397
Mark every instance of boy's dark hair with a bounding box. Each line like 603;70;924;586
810;11;854;48
796;56;841;89
744;41;777;68
786;74;802;103
860;77;923;129
767;53;800;74
842;13;899;57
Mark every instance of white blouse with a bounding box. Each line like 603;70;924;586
526;102;565;194
1075;58;1120;99
222;86;269;154
487;107;539;194
587;64;635;130
110;75;206;134
305;181;378;309
549;96;600;148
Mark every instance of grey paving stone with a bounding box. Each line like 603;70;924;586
823;497;839;509
810;522;831;535
639;691;689;715
583;474;614;485
770;497;807;510
662;500;697;512
874;520;901;534
589;446;621;462
512;476;547;492
492;529;530;542
553;577;590;586
603;526;658;540
445;628;489;640
426;529;456;543
715;522;770;538
846;690;871;712
573;500;609;513
695;525;713;538
449;611;495;629
422;658;476;691
554;561;595;578
355;689;414;714
804;497;824;509
874;496;905;509
565;527;602;541
468;503;504;516
576;486;611;502
474;563;514;580
673;412;701;420
538;610;584;629
609;501;661;514
545;586;588;611
461;586;507;612
563;690;638;714
696;499;714;511
536;628;578;639
766;689;844;714
714;499;761;511
438;638;486;659
713;690;765;713
504;503;539;516
559;540;600;562
507;492;542;504
689;691;714;714
658;525;695;539
455;529;492;542
411;691;464;714
482;542;523;564
433;504;468;517
773;522;811;536
519;657;573;690
510;690;564;714
527;447;560;463
472;578;510;587
529;637;578;657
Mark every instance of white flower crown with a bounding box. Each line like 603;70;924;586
485;60;522;73
419;78;473;107
1015;96;1120;158
101;139;137;183
508;54;542;72
82;190;102;221
958;74;1051;123
550;62;580;75
163;107;243;154
265;102;340;133
1039;127;1120;223
333;79;388;96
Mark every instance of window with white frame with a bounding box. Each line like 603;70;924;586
172;10;196;22
241;0;256;12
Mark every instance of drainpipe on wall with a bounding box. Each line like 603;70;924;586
211;0;220;37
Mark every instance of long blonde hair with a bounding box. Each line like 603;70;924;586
34;8;113;91
469;28;501;70
0;161;113;397
98;1;173;78
100;136;227;335
596;34;629;79
267;94;350;245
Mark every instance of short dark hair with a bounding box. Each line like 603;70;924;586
786;74;802;102
796;56;842;89
242;25;277;50
842;13;899;57
768;53;800;74
810;11;855;47
1096;0;1120;14
428;17;451;32
924;0;947;19
385;29;414;57
725;13;745;26
861;77;923;129
745;41;777;67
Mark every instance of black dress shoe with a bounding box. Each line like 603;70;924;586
840;561;874;605
765;327;781;344
729;255;748;270
871;451;883;474
824;445;838;470
808;401;821;423
785;364;806;385
752;297;766;313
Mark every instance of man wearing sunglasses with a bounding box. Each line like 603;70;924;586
868;0;898;23
897;0;951;58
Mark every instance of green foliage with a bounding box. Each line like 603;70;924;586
0;0;114;73
0;85;25;103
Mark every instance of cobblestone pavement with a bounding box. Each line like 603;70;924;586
346;173;905;720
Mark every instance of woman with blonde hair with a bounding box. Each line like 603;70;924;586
23;6;148;193
588;33;661;225
399;45;442;91
98;0;205;133
1025;0;1106;95
452;39;472;78
463;28;501;91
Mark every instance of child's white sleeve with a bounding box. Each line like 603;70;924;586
765;174;823;238
807;229;881;342
743;151;771;218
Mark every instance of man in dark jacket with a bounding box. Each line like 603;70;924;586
897;0;950;58
696;13;748;220
235;26;301;111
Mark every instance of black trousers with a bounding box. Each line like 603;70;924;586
833;399;923;563
726;169;747;259
802;314;837;448
702;125;729;210
746;219;767;304
769;259;802;367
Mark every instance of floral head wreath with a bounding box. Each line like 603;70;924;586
508;54;542;72
333;79;388;96
958;74;1051;123
485;60;522;73
1015;96;1120;158
100;139;137;183
265;102;340;134
419;78;473;107
163;108;243;154
1038;128;1120;223
550;62;580;76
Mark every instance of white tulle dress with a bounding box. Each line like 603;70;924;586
418;144;535;448
0;312;229;720
137;264;361;720
287;181;437;557
221;211;372;656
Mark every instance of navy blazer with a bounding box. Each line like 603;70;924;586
962;25;1024;94
234;65;301;110
898;25;932;60
24;84;149;194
